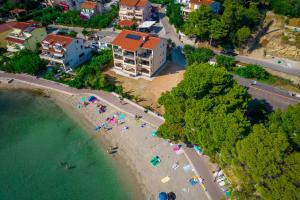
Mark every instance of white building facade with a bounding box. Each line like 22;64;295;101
40;34;91;69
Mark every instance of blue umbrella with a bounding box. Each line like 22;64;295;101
159;192;167;200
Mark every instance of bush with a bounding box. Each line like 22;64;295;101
183;45;215;65
0;50;45;75
67;50;113;89
216;55;235;71
236;64;271;80
25;5;118;28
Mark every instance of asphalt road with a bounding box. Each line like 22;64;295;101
235;76;300;110
157;7;300;77
235;55;300;77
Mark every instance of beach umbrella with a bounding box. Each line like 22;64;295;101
158;192;168;200
167;192;176;200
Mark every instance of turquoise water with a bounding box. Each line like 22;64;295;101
0;89;135;200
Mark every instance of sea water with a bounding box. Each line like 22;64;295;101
0;89;136;200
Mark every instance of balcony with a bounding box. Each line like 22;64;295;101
140;67;150;75
139;60;150;67
114;54;123;60
123;66;137;75
123;51;134;58
6;44;25;52
113;48;122;54
124;58;135;66
40;53;64;64
138;52;152;59
115;62;123;69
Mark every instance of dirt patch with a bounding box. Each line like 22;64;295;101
248;12;300;61
104;62;184;113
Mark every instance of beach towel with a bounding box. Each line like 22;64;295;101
119;114;126;120
161;176;170;183
110;118;117;125
80;97;86;103
175;149;183;155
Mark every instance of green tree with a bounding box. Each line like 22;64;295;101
270;0;300;17
8;50;45;74
159;63;250;162
236;64;271;80
216;55;235;71
236;124;300;200
209;19;228;44
235;26;251;46
183;5;213;40
166;2;184;29
269;103;300;149
183;45;214;65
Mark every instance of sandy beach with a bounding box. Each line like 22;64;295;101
0;80;209;200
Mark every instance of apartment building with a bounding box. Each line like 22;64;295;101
111;30;167;78
182;0;220;18
40;34;91;69
5;21;47;52
119;0;152;24
80;1;102;20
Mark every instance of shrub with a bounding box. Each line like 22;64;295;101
183;45;215;65
236;64;271;80
216;55;235;71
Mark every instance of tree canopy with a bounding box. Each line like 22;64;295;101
158;63;250;163
270;0;300;17
0;50;45;75
182;0;261;47
183;45;215;65
68;50;112;90
166;2;184;29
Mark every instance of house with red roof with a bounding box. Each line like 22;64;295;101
40;34;91;69
111;30;167;78
0;21;17;48
80;1;102;20
5;21;47;52
119;0;152;24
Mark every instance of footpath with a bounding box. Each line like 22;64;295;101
0;72;224;200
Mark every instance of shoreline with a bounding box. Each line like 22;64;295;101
0;78;211;199
0;83;146;199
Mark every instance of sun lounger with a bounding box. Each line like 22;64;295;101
161;176;170;183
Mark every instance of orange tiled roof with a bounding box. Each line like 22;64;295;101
42;34;74;48
0;21;17;33
81;1;97;9
190;0;213;6
142;37;161;49
120;0;148;7
112;30;161;51
5;37;25;44
13;21;37;30
118;20;135;27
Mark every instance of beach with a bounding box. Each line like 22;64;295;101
0;79;209;199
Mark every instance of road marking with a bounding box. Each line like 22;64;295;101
249;85;300;103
